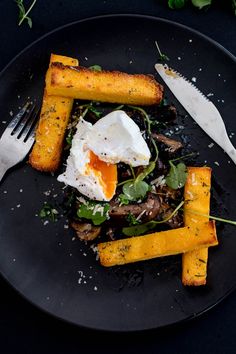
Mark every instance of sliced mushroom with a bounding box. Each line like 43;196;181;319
110;193;160;222
152;133;183;153
71;221;101;241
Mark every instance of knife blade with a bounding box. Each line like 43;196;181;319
155;63;236;165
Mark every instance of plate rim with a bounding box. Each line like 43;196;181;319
1;13;236;332
0;13;235;78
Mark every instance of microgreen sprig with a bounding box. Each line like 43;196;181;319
155;41;170;62
15;0;37;28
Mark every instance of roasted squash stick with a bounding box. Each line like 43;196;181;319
98;221;218;267
29;54;78;172
182;167;212;286
47;63;163;106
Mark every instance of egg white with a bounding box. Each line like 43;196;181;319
58;119;112;201
87;110;151;167
58;110;151;201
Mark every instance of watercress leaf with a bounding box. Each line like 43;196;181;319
89;65;102;72
166;161;187;190
77;201;110;225
176;162;188;188
191;0;211;9
168;0;187;9
122;180;150;201
122;220;156;236
165;161;179;189
118;194;130;205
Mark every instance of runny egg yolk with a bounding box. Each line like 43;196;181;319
86;151;117;200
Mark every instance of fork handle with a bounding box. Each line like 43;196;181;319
0;158;9;183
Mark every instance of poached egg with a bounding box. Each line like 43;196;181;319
58;110;151;201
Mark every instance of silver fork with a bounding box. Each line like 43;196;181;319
0;102;39;182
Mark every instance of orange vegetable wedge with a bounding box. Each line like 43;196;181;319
29;54;78;172
182;167;213;286
98;221;218;267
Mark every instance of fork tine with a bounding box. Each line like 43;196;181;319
7;102;31;130
23;123;37;149
20;106;39;141
12;103;36;138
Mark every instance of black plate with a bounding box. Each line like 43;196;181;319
0;15;236;332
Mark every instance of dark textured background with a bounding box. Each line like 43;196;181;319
0;0;236;353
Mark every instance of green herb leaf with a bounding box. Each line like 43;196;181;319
77;201;110;225
126;213;140;226
168;0;187;10
89;65;102;72
191;0;212;9
118;194;130;205
15;0;37;27
120;161;155;202
39;203;58;222
166;161;187;190
123;220;157;236
122;180;150;202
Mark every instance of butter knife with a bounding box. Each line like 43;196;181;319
155;63;236;165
